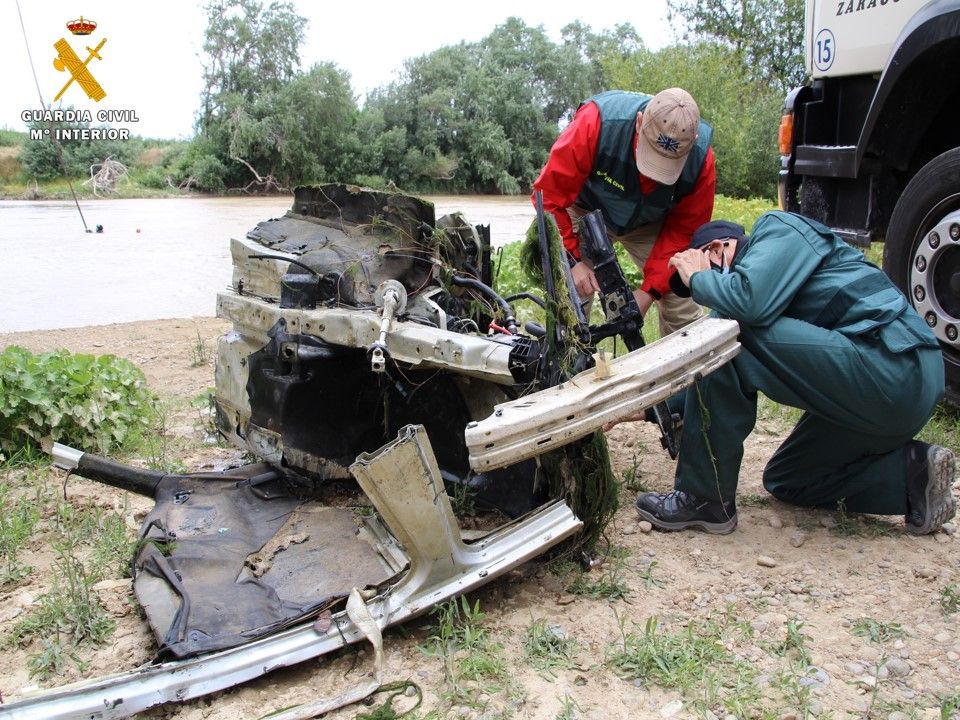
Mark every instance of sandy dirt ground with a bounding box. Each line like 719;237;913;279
1;317;958;720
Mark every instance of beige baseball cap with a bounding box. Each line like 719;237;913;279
635;88;701;185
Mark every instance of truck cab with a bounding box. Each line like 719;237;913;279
778;0;960;402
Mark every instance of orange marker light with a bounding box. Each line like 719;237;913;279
778;113;794;156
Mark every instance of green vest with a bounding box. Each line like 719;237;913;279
576;91;713;234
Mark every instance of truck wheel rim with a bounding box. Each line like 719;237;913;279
910;203;960;354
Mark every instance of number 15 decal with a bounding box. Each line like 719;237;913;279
815;28;836;71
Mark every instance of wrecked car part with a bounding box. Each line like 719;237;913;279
133;462;403;659
51;442;214;498
466;316;741;470
369;279;407;372
5;426;580;720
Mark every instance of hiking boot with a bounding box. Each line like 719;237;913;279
905;441;956;535
634;490;738;535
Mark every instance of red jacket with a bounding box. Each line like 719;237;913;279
532;101;716;298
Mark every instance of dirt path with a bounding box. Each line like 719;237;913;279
1;318;958;719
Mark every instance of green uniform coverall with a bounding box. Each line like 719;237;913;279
678;211;944;514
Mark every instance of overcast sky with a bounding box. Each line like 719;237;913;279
5;0;675;139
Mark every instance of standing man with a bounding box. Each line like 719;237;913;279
533;88;716;336
634;212;955;536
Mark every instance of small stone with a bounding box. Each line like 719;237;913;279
769;515;784;529
633;678;644;688
799;668;830;689
913;567;937;579
404;685;418;697
819;515;838;529
622;524;638;535
638;520;653;533
934;631;952;643
947;651;959;662
789;531;806;548
845;661;866;675
660;700;683;718
780;712;798;720
757;555;778;568
884;658;911;678
941;521;956;535
808;701;823;716
875;665;889;680
887;712;910;720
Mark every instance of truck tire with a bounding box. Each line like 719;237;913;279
884;147;960;406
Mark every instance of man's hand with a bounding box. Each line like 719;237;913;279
571;261;601;298
668;248;710;287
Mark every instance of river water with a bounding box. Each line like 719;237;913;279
0;195;535;333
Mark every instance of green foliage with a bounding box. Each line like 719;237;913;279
0;483;40;586
851;617;906;643
423;596;508;708
200;0;306;113
606;42;784;199
768;617;812;665
607;616;759;713
941;584;960;615
637;559;666;589
9;502;124;679
712;195;778;229
523;618;579;672
195;1;362;189
0;346;158;458
942;692;960;719
558;555;631;601
0;129;27;146
667;0;806;92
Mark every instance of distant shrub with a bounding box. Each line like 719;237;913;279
0;346;157;459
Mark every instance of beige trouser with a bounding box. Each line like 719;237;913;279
566;206;703;337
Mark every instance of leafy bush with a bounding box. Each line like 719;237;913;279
0;346;157;458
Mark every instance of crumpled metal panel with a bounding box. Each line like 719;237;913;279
134;465;400;658
237;184;438;307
